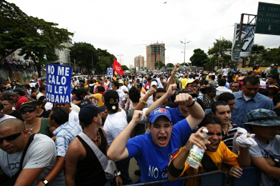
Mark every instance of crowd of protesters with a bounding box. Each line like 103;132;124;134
0;63;279;186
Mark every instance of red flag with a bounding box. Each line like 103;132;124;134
113;58;124;75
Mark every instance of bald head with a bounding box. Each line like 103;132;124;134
0;119;25;131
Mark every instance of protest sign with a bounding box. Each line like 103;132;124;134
46;64;72;104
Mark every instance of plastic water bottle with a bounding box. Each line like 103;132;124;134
187;128;208;169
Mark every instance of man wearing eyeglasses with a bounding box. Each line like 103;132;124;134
0;119;65;186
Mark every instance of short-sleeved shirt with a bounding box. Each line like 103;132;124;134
172;141;239;186
53;121;82;157
0;134;65;186
126;119;192;186
249;135;280;186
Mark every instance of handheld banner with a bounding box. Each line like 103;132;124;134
46;64;72;104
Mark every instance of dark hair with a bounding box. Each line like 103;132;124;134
112;81;119;89
211;101;229;114
1;98;15;104
153;88;167;100
199;115;222;127
129;87;140;103
210;75;215;80
273;93;280;106
75;88;87;99
243;77;260;86
217;92;235;102
97;86;105;92
25;84;31;89
218;79;226;86
50;107;69;125
0;102;3;110
231;82;242;89
258;88;268;96
39;86;46;92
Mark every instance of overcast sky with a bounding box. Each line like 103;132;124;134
8;0;280;67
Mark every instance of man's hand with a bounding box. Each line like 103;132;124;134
174;64;180;72
174;93;193;106
229;166;243;178
167;84;177;97
184;127;209;151
132;110;143;124
36;181;44;186
115;175;123;186
147;87;157;96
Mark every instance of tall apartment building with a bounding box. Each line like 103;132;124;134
146;43;165;70
134;55;145;70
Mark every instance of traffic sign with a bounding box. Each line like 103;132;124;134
256;2;280;35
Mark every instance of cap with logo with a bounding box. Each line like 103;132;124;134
104;90;119;112
149;107;172;123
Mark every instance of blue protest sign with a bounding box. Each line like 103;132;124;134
46;64;72;104
107;67;113;77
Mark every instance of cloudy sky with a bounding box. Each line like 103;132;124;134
8;0;280;68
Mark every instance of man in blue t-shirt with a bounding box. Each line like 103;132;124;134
107;91;205;185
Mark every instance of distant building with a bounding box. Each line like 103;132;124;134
134;55;144;71
146;43;165;70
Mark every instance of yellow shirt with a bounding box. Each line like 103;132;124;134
181;78;188;89
172;141;239;186
92;93;104;107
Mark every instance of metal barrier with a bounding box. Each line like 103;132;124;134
125;170;227;186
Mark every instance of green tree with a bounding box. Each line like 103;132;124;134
121;65;129;71
190;48;208;67
249;44;266;67
70;42;97;74
95;49;115;74
208;38;232;68
263;47;280;66
0;1;73;77
167;63;174;68
155;61;165;69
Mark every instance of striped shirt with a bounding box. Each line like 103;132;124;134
222;122;238;151
53;121;82;157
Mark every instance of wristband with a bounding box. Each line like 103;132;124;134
140;99;146;105
187;100;195;107
41;179;49;185
168;160;184;178
115;171;121;176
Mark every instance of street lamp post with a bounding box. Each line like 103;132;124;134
180;38;190;72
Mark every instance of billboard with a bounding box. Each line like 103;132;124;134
231;23;255;61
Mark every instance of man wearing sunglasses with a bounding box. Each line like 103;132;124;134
0;119;65;186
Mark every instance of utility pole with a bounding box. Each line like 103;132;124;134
117;53;124;64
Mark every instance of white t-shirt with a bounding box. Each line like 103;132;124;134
116;89;126;108
103;109;128;146
69;110;79;124
0;134;65;186
120;85;128;93
222;68;229;76
0;114;16;123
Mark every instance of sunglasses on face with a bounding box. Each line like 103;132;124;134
20;108;36;114
0;131;23;143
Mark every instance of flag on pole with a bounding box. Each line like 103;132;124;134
113;58;124;75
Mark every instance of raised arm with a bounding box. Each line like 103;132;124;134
174;93;205;130
107;110;142;160
145;84;177;117
134;87;156;111
166;64;180;90
168;127;208;181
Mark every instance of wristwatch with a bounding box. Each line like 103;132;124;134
41;179;49;185
115;171;121;177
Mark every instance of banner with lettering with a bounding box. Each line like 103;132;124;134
46;64;72;104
